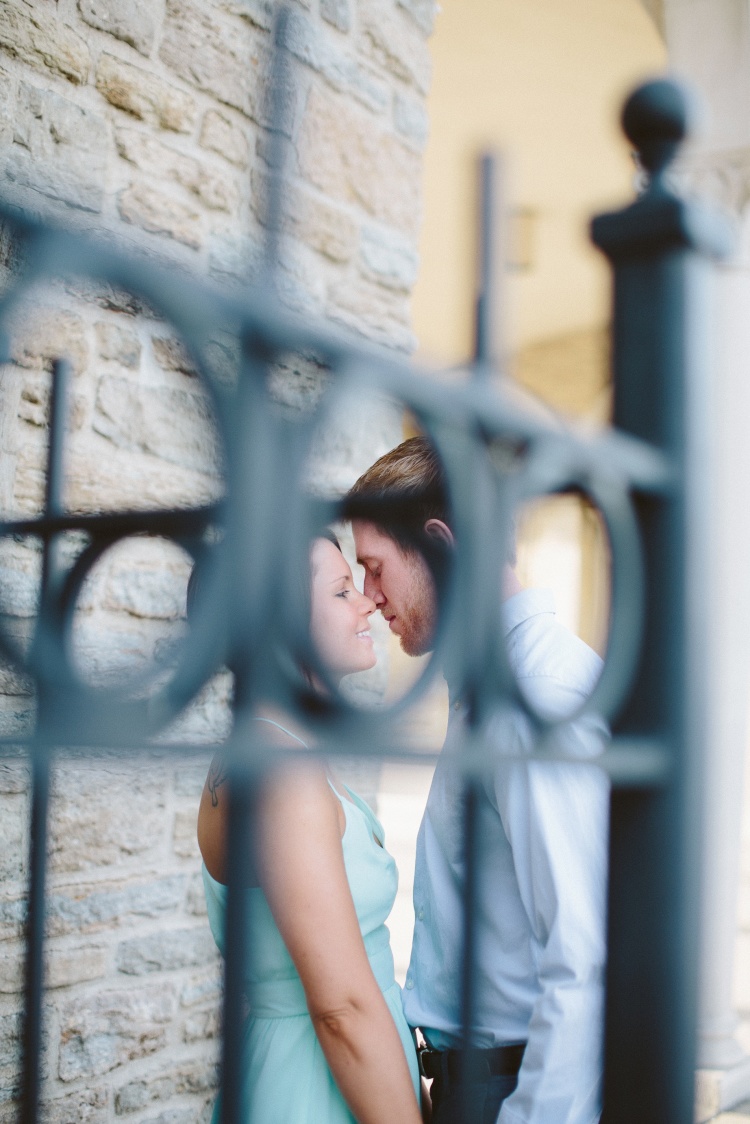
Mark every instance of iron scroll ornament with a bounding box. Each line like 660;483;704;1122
0;206;663;767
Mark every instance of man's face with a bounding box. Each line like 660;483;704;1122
352;520;437;656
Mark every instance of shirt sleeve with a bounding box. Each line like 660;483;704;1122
487;688;609;1124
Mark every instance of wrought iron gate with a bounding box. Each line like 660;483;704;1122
0;24;733;1124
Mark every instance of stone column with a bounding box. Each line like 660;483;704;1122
663;0;750;1115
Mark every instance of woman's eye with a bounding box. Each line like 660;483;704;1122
336;589;350;598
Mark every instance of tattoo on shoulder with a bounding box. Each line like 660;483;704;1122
207;758;229;807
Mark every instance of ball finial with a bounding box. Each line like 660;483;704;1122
622;79;693;180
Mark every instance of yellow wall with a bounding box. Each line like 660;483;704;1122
412;0;667;366
409;0;666;650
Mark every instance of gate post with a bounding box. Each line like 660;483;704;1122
591;80;733;1122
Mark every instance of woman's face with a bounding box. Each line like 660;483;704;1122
310;538;376;678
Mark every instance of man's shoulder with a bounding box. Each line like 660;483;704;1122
508;603;602;689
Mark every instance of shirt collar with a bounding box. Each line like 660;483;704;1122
501;587;556;637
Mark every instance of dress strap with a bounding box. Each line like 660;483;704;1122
253;716;309;749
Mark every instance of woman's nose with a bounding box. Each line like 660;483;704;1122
360;593;376;616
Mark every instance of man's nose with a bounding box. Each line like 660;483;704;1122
364;575;384;605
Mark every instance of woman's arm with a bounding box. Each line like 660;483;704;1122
257;760;421;1124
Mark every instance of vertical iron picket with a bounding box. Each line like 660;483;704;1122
592;81;732;1122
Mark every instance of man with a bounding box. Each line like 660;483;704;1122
347;436;608;1124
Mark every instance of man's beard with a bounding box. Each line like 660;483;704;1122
397;567;437;657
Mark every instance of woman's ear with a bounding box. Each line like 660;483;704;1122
423;518;454;548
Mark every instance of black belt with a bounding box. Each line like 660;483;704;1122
417;1041;526;1083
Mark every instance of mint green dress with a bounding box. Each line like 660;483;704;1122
202;734;420;1123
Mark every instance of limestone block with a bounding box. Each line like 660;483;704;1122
101;548;191;620
6;83;107;213
182;1006;219;1042
116;128;238;213
199;110;250;168
43;1086;109;1124
393;91;429;149
48;764;168;874
96;54;197;134
0;698;35;738
116;927;217;975
360;223;419;291
0;945;22;994
359;0;431;94
141;1107;195;1124
118;184;203;249
0;662;33;697
397;0;437;35
281;10;387;113
297;86;422;235
93;375;220;473
66;437;222;513
0;6;89;85
95;322;141;369
9;306;89;379
151;334;198;377
172;808;200;858
321;0;352;32
327;274;415;351
159;0;257;120
13;425;47;512
161;671;233;746
46;875;187;938
0;793;27;881
78;0;157;58
185;871;208;916
115;1060;218;1114
173;757;211;798
64;277;144;318
0;896;27;943
216;0;274;31
282;8;351;87
180;968;221;1009
0;1016;22;1110
0;762;29;792
0;65;13;148
46;943;108;989
251;169;358;263
0;562;40;617
18;373;49;427
342;61;390;114
58;984;176;1081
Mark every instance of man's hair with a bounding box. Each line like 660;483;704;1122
345;435;450;555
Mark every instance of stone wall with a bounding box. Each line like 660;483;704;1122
0;2;433;1120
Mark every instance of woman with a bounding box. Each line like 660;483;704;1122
197;535;422;1124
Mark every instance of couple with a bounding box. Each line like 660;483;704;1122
197;436;608;1124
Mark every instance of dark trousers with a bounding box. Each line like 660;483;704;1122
431;1070;518;1124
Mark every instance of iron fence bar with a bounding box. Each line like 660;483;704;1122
21;357;70;1124
0;735;673;785
20;749;49;1124
591;80;733;1122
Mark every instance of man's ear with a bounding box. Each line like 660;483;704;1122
424;518;454;548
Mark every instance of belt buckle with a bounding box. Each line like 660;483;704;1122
417;1044;438;1080
416;1043;434;1079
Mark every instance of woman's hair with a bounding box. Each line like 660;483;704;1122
186;530;342;626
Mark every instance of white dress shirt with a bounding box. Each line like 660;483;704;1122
403;588;609;1124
